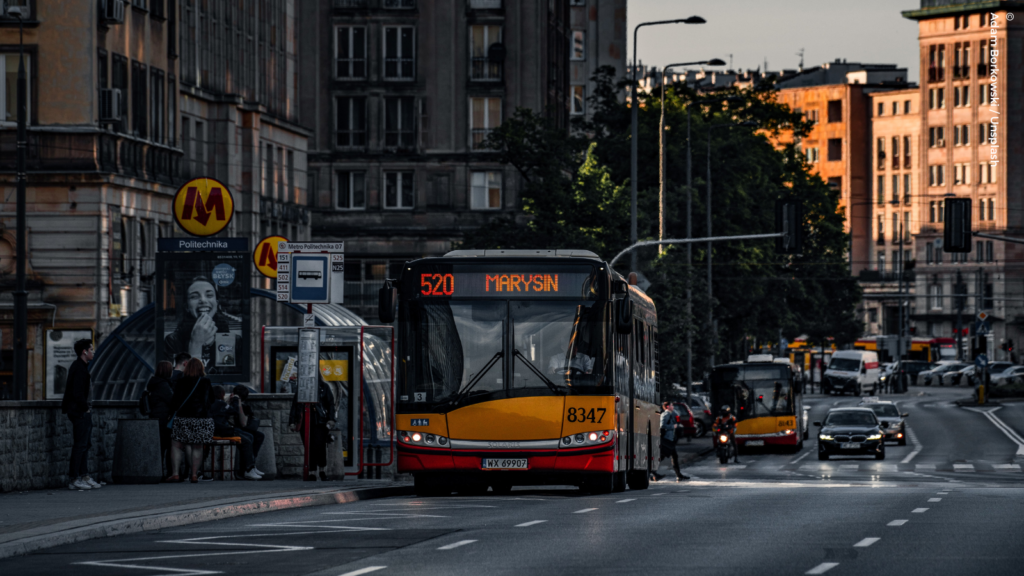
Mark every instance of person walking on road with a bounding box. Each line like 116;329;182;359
652;401;689;482
166;358;214;483
146;361;176;476
61;339;103;491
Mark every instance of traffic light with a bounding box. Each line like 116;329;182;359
943;197;972;253
1009;339;1014;353
1002;342;1008;352
776;199;803;255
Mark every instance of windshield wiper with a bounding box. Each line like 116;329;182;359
447;351;504;407
514;349;566;395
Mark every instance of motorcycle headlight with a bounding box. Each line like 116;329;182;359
718;434;730;444
819;434;834;441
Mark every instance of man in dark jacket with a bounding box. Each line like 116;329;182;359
170;353;191;383
61;339;102;491
209;386;262;480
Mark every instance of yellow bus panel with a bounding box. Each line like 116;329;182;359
561;396;617;435
396;414;449;438
446;397;566;440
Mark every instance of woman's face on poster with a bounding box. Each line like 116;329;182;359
187;280;219;319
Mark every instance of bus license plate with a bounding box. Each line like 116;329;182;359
482;458;528;470
841;442;861;449
746;440;765;447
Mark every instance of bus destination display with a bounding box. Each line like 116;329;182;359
415;267;598;299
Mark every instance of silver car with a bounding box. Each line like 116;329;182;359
992;365;1024;387
939;363;971;386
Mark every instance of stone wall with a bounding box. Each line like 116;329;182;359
0;401;137;492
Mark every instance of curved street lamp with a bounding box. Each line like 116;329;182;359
630;16;705;272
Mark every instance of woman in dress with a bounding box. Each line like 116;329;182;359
166;358;214;483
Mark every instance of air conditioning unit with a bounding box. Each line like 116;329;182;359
101;0;125;24
100;88;122;122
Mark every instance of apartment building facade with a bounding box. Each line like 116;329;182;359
0;0;310;399
304;0;625;318
903;0;1023;359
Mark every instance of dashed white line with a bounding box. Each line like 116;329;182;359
790;450;812;464
616;499;636;503
900;426;922;464
928;498;942;503
515;520;547;527
888;519;908;526
651;493;667;496
573;508;597;514
912;508;929;513
854;537;880;547
806;562;840;574
340;568;387;576
437;540;477;550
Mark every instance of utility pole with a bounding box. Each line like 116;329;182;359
13;9;28;400
686;105;693;402
956;270;965;361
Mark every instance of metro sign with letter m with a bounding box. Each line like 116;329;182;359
173;177;236;237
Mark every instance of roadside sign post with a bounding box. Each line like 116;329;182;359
276;242;344;480
975;352;988;405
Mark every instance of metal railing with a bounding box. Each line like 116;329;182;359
470;57;502;81
471;128;494;149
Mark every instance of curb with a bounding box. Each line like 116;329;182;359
0;484;414;560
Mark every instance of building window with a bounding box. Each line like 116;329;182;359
335;27;367;79
980;84;989;105
827;100;842;123
0;54;31;126
892;174;899;203
131;60;148;138
930;284;942;310
938;200;945;223
876;102;883;116
263;142;273;197
869;308;878;323
903;136;911;168
904;100;911;114
929;165;945;186
876;137;885;170
938;87;945;108
150;68;165;144
470;25;502;81
384;171;415;209
878;252;886;273
891;136;899;169
987;198;995;221
903;174;911;202
805;147;819;163
929;201;936;223
979;122;990;145
335;96;366;148
385;97;416;148
892;101;898;115
571;85;585;115
384;26;415;80
929;126;945;147
904;212;910;242
877;214;885;242
987;241;994;263
827;138;842;161
892;213;898;241
953;163;970;185
876;175;885;205
926;242;934;264
336;171;366;210
571;30;585;61
470;97;501;149
111;55;128;132
470;171;502;210
168;75;176;146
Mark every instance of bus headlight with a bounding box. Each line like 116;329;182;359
412;432;422;442
563;431;614;448
562;436;572;446
438;436;448;445
574;433;585;444
425;434;435;444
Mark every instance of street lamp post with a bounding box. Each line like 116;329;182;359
630;16;705;273
705;120;758;369
10;6;28;400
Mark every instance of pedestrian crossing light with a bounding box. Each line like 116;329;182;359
943;198;972;253
776;199;802;255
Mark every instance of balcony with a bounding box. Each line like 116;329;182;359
470;58;503;82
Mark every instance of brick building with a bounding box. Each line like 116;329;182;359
302;0;626;319
0;1;311;399
903;0;1024;359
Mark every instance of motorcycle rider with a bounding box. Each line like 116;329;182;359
713;405;740;463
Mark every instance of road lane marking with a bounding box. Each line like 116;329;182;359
912;508;928;513
854;537;880;548
344;565;387;573
574;508;597;514
964;407;1024;456
790;450;811;464
901;426;922;464
953;464;973;471
76;535;316;575
928;498;942;502
516;520;547;527
340;568;387;576
888;519;908;526
651;493;666;496
993;463;1021;469
806;562;839;574
616;499;636;503
437;540;477;550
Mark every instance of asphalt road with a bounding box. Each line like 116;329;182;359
3;387;1022;576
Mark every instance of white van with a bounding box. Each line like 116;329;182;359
823;350;880;395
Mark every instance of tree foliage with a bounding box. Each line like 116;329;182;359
460;67;862;386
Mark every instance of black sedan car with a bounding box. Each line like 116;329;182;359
815;408;886;461
858;400;908;445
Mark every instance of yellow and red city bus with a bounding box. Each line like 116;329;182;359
390;250;659;495
709;361;803;451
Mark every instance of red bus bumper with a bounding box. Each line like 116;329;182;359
397;442;615;474
736;432;800;447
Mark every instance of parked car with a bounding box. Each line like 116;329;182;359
992;365;1024;387
859;399;908;445
951;364;975;386
920;361;963;386
823;350;881;395
682;395;713;437
939;363;971;386
971;362;1014;386
672;402;697;439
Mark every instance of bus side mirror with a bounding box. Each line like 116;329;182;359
615;298;633;334
378;280;397;324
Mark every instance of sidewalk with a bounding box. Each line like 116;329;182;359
0;478;412;560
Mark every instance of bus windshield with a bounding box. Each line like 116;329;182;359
710;365;795;419
400;300;608;407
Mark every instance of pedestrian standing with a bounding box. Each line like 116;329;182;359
146;361;176;476
290;376;336;481
61;339;103;490
210;386;264;480
170;352;191;383
652;401;689;482
166;358;214;483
